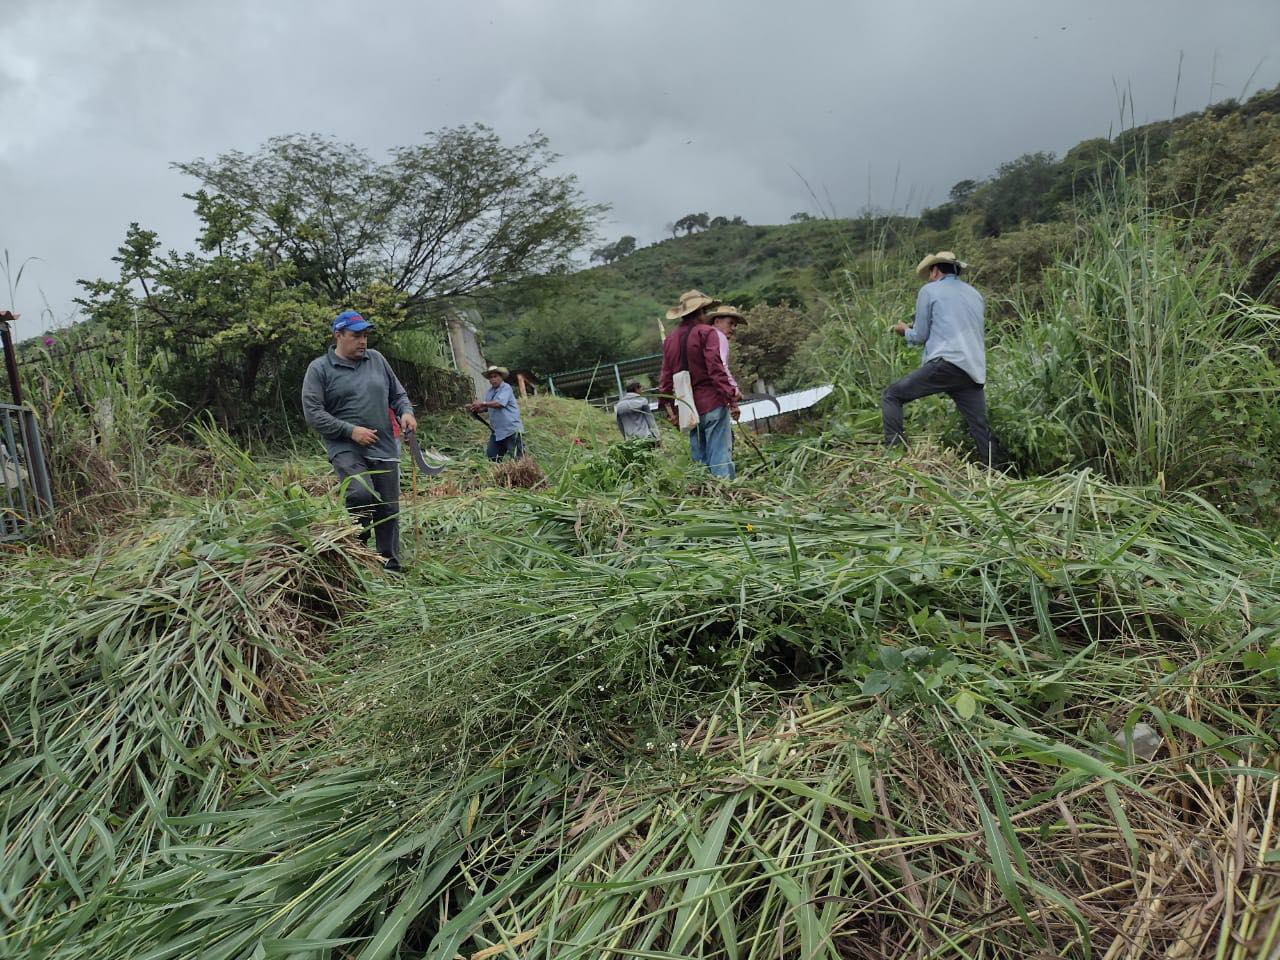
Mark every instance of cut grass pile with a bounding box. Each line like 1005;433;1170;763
2;430;1277;959
0;485;368;955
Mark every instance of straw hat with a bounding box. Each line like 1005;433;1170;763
483;365;509;378
706;304;747;324
915;251;968;279
665;289;720;320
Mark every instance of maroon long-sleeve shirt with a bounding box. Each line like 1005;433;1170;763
658;319;737;416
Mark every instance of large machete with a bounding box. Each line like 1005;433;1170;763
405;431;449;476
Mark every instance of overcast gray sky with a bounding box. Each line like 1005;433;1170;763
2;0;1278;339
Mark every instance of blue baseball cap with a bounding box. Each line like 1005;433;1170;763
332;310;373;333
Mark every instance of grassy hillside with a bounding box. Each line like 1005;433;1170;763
482;217;901;365
487;83;1280;379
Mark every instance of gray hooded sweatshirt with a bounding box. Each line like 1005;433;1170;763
615;392;659;440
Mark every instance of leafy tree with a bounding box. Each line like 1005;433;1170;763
173;126;604;312
731;303;818;390
674;212;710;235
790;212;814;222
948;180;978;203
78;126;604;428
590;235;637;265
981;152;1061;232
497;298;628;375
77;196;339;426
1053;137;1119;202
709;216;729;228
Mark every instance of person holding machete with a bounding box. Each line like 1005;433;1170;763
657;290;739;478
468;365;525;461
884;252;1004;467
301;309;416;572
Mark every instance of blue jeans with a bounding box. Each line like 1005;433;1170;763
486;433;525;461
689;405;735;478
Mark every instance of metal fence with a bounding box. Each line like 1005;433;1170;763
545;354;663;407
1;403;54;540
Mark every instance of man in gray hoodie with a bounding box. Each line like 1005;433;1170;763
302;310;417;570
614;380;659;441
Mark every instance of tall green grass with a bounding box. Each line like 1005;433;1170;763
811;174;1280;525
1003;177;1280;494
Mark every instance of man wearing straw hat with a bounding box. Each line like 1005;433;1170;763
302;309;416;571
884;252;1003;467
468;365;525;461
658;289;740;478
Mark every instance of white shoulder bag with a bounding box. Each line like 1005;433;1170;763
673;324;699;431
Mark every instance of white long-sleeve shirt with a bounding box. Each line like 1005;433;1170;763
715;329;739;396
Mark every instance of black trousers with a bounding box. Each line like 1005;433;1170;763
332;451;400;567
882;359;1002;466
486;433;524;462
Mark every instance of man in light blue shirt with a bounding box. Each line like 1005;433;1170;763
468;365;525;460
883;251;1002;466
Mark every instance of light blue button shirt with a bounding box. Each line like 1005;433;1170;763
484;381;523;441
904;275;987;385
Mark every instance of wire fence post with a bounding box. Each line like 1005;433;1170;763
1;313;23;406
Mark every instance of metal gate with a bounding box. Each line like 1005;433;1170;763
1;403;54;540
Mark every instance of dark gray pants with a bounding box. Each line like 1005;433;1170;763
332;451;400;568
882;359;1001;466
486;433;524;462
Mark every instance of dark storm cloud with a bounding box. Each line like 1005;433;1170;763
3;0;1278;337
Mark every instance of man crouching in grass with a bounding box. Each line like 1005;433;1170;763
302;310;416;571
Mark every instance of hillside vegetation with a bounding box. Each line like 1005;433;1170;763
487;84;1280;383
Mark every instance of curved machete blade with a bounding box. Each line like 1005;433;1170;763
406;433;449;476
740;391;783;414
